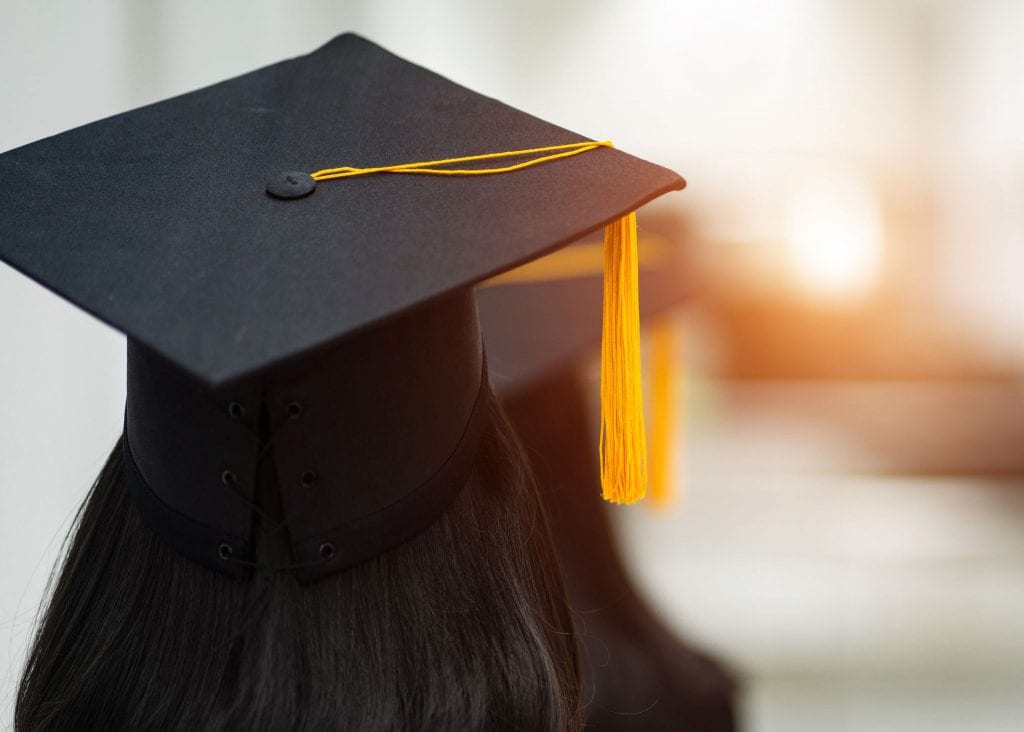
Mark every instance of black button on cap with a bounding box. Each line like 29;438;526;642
266;171;316;199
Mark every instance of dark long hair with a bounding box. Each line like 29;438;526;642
506;369;736;730
17;394;580;731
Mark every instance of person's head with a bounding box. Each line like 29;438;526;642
3;34;687;732
17;391;580;731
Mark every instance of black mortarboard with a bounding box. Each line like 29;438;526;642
0;34;683;580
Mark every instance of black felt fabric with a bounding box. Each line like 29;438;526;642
0;33;683;387
124;433;253;580
123;290;485;581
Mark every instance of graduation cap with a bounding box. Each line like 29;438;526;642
479;219;691;507
0;34;684;580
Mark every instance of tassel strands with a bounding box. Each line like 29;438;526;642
599;212;648;504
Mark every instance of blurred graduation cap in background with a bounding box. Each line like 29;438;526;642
479;220;740;729
481;212;693;507
483;221;684;394
0;34;683;581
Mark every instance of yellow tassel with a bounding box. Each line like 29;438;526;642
308;141;655;503
599;212;648;504
648;317;680;509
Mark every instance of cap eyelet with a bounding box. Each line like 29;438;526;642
319;543;335;560
227;401;246;419
218;543;233;560
287;402;303;419
221;469;237;486
300;470;318;487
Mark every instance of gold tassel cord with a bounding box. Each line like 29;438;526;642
485;238;682;508
599;212;648;504
310;141;649;504
486;246;683;508
310;141;613;180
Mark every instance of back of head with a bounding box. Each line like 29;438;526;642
16;395;580;731
2;33;689;732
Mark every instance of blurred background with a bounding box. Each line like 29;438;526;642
1;1;1023;729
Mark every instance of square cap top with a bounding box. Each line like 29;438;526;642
0;33;684;387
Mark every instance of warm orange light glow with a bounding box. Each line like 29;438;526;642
785;170;884;302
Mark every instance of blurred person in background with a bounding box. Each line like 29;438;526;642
481;218;738;730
